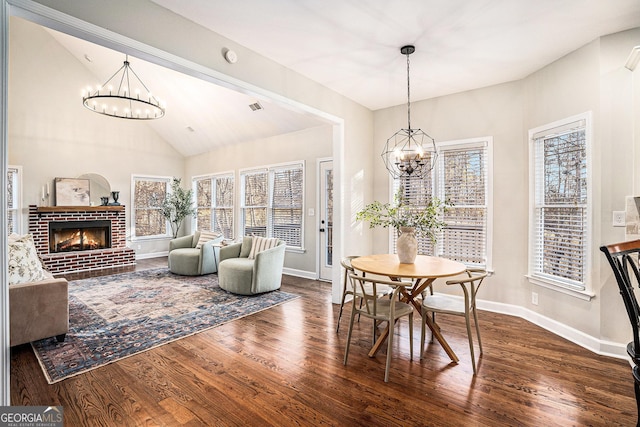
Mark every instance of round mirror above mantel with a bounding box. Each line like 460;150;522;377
77;173;111;206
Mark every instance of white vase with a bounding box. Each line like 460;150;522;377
396;226;418;264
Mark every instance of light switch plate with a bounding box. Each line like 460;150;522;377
613;211;626;227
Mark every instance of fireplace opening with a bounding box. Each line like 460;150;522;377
49;220;111;253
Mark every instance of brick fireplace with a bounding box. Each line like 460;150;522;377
29;205;136;276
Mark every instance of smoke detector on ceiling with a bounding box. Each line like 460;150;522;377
224;49;238;64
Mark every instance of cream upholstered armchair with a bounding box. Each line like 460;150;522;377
218;236;286;295
168;230;224;276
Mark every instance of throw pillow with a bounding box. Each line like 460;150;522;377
195;230;221;249
239;236;253;258
248;236;280;259
8;234;47;285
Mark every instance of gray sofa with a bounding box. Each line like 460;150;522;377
218;237;286;295
10;271;68;346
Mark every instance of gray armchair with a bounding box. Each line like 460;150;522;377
218;236;286;295
168;230;224;276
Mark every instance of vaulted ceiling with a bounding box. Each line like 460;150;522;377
151;0;640;110
21;0;640;157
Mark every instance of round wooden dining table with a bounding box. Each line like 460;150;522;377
351;254;466;362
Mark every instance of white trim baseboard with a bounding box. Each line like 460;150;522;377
476;299;628;360
136;251;169;260
283;267;317;280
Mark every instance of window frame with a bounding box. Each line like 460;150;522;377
192;171;235;238
7;165;22;235
389;137;493;271
527;111;594;300
240;161;305;251
131;174;172;240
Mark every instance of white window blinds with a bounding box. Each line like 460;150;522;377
7;166;20;234
214;175;234;239
438;145;488;266
241;161;304;248
132;176;169;238
271;165;303;247
531;121;587;289
241;170;268;237
194;174;234;238
392;140;490;268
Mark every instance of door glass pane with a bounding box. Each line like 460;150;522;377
325;168;333;266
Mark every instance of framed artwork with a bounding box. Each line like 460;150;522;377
55;177;91;206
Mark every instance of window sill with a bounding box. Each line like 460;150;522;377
131;235;172;242
526;275;595;301
286;247;306;254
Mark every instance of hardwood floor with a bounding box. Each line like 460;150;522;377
10;259;637;426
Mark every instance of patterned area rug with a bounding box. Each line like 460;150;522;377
31;268;298;384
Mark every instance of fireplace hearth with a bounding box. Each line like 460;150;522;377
49;220;111;253
29;205;136;276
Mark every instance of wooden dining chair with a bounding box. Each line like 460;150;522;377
420;269;488;375
343;272;413;382
336;256;392;333
600;240;640;427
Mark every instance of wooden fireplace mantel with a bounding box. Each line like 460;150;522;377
36;205;125;213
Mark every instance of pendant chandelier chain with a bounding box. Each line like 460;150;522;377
406;51;411;131
380;44;437;179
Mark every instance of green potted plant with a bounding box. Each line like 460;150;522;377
160;177;197;238
356;187;447;263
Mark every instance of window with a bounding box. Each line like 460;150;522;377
241;162;304;248
438;141;490;266
7;166;21;235
272;166;304;246
529;113;591;292
132;175;170;239
392;138;492;269
242;170;268;237
193;173;234;238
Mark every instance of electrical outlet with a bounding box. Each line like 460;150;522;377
532;292;539;306
613;211;626;227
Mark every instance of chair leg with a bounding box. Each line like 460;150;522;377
632;365;640;427
472;307;483;354
409;312;414;361
635;379;640;427
343;308;357;366
384;319;394;383
465;313;477;375
372;320;377;347
420;309;427;359
336;289;348;333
